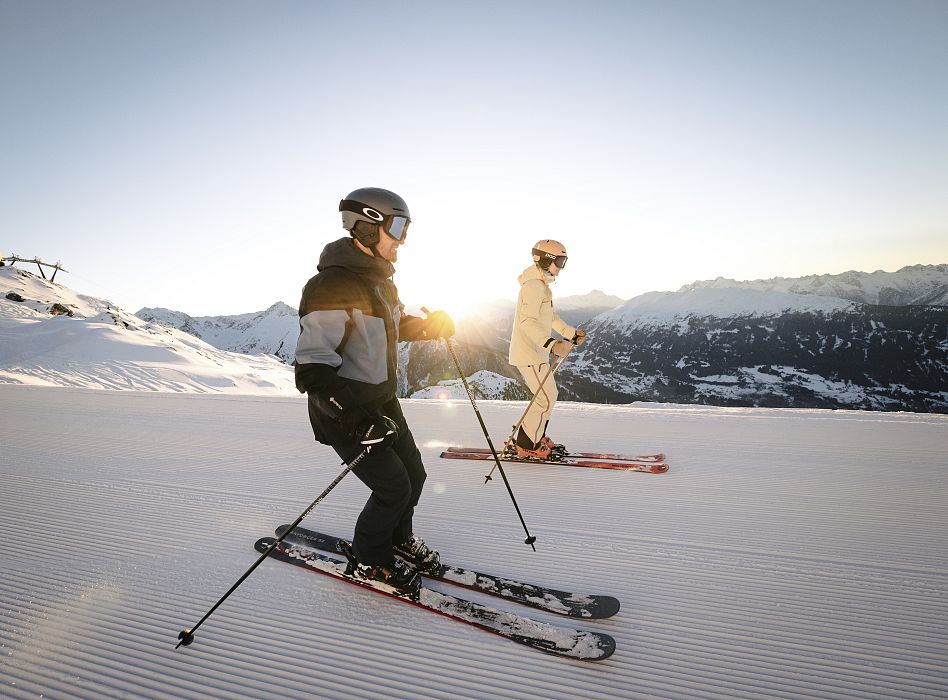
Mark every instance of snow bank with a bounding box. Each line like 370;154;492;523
0;267;295;394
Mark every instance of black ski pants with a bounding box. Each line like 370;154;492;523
332;414;427;567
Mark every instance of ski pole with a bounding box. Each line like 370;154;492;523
484;350;570;482
175;446;371;649
443;335;538;550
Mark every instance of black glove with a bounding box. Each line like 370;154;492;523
352;414;399;448
424;309;455;339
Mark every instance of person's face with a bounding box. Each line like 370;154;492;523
375;225;403;263
548;260;562;277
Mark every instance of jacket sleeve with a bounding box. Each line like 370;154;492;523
517;279;555;347
551;313;576;341
294;272;362;417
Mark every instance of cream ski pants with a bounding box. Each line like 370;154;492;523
516;363;558;445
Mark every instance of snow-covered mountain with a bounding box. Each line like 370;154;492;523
418;267;947;412
553;289;626;326
129;264;947;412
680;264;948;306
0;267;295;394
562;271;948;412
557;289;625;310
409;370;527;400
23;259;942;412
137;302;299;363
601;287;855;328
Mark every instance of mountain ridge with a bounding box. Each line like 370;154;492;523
3;262;945;412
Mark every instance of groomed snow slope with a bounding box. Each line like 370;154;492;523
1;386;946;699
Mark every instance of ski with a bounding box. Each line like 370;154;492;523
254;537;616;661
444;446;666;462
275;525;620;619
440;450;669;474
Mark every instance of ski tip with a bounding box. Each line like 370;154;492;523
591;596;621;619
596;633;617;660
652;463;670;474
254;536;277;553
573;632;616;661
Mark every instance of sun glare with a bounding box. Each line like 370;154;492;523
437;294;490;321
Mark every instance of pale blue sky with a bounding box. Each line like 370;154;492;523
2;0;946;316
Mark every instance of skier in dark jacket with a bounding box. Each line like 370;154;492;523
295;187;454;594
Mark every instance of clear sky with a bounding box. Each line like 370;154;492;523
2;0;947;317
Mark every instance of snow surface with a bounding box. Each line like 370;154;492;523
2;385;947;699
0;267;295;394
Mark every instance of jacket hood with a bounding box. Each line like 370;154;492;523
517;263;556;286
317;237;394;280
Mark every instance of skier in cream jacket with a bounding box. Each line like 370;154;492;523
506;239;586;459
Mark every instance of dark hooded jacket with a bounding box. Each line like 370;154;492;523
295;237;429;444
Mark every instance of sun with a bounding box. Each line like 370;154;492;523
433;293;490;321
404;281;497;321
398;259;513;323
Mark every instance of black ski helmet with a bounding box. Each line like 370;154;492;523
339;187;411;247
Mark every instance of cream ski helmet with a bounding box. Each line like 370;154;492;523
532;239;567;270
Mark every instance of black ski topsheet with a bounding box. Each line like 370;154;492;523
275;525;620;619
255;537;616;661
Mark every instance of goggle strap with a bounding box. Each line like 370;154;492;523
340;199;410;241
533;248;567;268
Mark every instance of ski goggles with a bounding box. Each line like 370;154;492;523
533;248;568;269
339;199;411;241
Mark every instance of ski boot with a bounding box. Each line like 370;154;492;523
514;443;552;460
539;435;568;460
339;539;422;597
394;535;441;575
505;427;553;461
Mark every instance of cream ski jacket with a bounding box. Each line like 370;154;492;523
508;264;576;366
